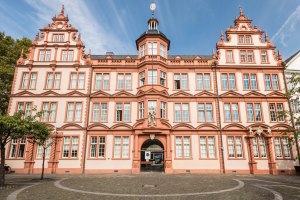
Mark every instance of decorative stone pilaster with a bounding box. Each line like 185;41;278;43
247;136;257;174
24;141;35;174
266;136;277;175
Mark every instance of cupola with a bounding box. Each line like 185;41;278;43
136;2;170;57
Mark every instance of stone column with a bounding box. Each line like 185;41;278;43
132;133;140;174
266;136;277;175
24;141;35;174
164;134;173;174
247;136;257;174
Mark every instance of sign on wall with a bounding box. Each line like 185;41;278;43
145;151;151;161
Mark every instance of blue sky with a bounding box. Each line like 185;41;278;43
0;0;300;59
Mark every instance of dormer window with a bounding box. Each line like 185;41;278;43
140;44;145;57
160;44;166;57
53;34;64;42
148;42;157;55
238;35;252;44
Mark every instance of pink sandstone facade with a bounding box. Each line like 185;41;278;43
6;6;298;175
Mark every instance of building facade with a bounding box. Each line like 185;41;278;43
6;6;298;175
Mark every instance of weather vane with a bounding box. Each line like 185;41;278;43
150;1;156;17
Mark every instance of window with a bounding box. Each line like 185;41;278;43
252;137;267;158
21;72;37;89
175;136;191;158
113;136;130;159
69;72;85;89
9;138;26;158
240;50;255;63
45;72;61;89
148;42;157;55
224;103;239;122
53;34;64;42
227;136;243;158
198;103;213;122
36;138;51;159
269;103;284;122
291;100;299;114
92;103;108;122
160;71;166;86
274;137;291;159
261;50;268;63
39;50;51;61
160;44;166;57
116;103;130;122
148;100;157;116
17;102;32;117
238;35;252;44
174;103;189;122
243;74;257;90
196;73;211;90
66;102;82;122
139;71;145;86
174;73;188;90
90;136;105;158
62;136;79;158
221;73;236;90
41;102;57;122
117;73;131;90
140;44;145;57
226;50;234;63
264;74;279;90
161;102;167;119
95;73;109;90
200;136;216;158
138;102;144;119
246;103;262;122
148;70;157;84
62;50;74;61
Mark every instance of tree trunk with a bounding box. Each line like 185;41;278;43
0;146;6;187
41;147;45;180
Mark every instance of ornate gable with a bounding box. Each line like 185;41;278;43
41;90;60;96
194;90;216;97
65;91;86;97
266;91;286;97
170;91;193;97
220;90;242;98
113;90;135;97
243;91;266;97
13;91;36;97
90;90;111;98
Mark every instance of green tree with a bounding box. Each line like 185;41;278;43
284;73;300;166
0;111;52;186
0;32;31;115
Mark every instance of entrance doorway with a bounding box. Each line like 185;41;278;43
140;139;164;172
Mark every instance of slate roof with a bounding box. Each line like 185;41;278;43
284;50;300;65
90;55;213;60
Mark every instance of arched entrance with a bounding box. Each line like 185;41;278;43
140;139;164;172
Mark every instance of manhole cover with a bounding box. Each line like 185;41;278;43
142;184;157;188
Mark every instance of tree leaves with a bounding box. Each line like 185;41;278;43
0;32;31;114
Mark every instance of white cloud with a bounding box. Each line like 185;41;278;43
24;0;135;54
271;5;300;47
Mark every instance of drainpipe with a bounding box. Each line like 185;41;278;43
213;61;226;174
82;62;93;174
282;69;300;166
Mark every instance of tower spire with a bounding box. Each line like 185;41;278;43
239;6;244;16
148;2;158;30
60;4;65;15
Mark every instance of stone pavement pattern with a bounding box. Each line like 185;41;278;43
1;174;300;200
